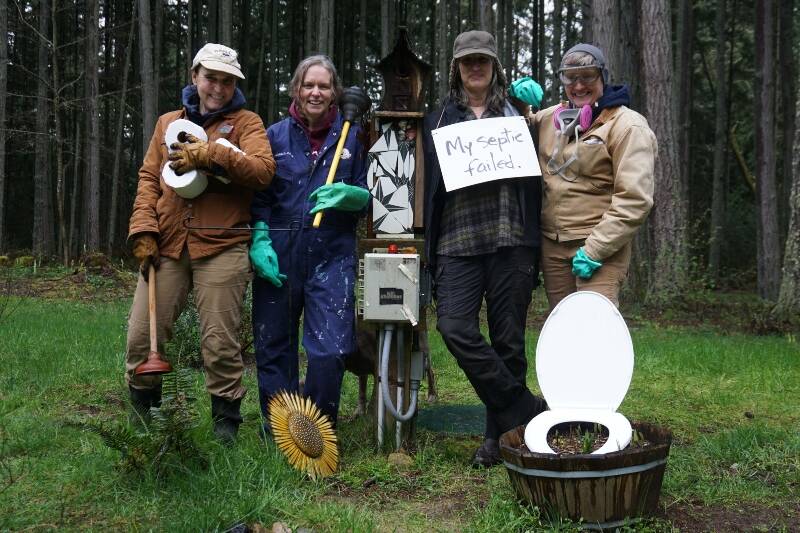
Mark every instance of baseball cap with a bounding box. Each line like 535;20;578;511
452;31;497;59
191;43;245;80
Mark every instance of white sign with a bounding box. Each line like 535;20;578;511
431;116;541;192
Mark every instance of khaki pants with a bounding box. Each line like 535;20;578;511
541;236;631;311
125;244;251;400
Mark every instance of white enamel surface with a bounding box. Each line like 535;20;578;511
536;291;634;411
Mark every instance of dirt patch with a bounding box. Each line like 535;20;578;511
3;265;137;301
663;501;800;532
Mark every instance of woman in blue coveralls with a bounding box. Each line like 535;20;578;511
250;55;369;430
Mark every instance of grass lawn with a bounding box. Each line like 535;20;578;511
0;273;798;532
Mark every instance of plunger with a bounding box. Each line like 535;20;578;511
312;86;372;228
134;264;173;375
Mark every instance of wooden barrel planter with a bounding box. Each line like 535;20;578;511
499;421;672;530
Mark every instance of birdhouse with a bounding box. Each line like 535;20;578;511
367;28;432;239
375;28;431;113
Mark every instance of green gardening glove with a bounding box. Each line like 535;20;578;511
572;247;602;279
509;76;544;109
250;221;287;287
308;182;370;214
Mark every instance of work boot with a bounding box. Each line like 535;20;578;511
129;384;162;429
211;395;243;446
472;438;502;468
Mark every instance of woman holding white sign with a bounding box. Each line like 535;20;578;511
512;44;657;310
422;30;547;468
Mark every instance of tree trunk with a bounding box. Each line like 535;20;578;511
708;0;728;285
318;0;334;55
581;0;593;43
381;0;391;57
218;0;232;46
267;0;279;123
778;0;796;243
437;0;448;97
504;0;513;80
138;0;157;160
67;120;81;255
641;0;688;302
50;0;68;263
592;0;640;108
33;0;54;257
676;0;693;212
772;82;800;319
0;0;7;251
108;4;137;256
305;0;315;56
255;0;270;115
754;0;781;300
564;0;577;50
358;0;367;84
84;0;101;252
550;0;562;102
480;0;493;31
154;0;162;112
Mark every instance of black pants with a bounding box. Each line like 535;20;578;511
435;246;545;440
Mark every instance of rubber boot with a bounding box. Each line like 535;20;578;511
211;395;243;446
129;384;162;429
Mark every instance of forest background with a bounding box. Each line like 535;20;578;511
1;0;799;317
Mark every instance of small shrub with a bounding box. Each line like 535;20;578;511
166;285;254;368
70;369;206;476
14;256;34;268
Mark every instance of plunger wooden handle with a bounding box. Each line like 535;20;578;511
312;120;352;228
148;264;157;353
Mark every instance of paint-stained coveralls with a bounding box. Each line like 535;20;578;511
251;110;367;424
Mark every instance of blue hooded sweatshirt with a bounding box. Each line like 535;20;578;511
593;84;631;121
181;84;246;126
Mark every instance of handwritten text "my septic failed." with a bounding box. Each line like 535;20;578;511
431;116;540;192
444;128;526;177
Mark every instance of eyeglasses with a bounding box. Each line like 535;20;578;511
559;69;601;86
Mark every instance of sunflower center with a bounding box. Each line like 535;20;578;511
288;412;324;458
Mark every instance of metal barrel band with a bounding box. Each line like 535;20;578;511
502;457;667;479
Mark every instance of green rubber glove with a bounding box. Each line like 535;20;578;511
509;76;544;109
572;247;602;279
250;221;287;287
308;182;370;215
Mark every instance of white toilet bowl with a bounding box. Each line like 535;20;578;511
524;291;634;455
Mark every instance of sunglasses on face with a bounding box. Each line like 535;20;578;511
559;69;601;86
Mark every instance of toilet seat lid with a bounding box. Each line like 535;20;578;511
536;291;634;411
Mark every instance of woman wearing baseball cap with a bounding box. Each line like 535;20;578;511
422;31;547;468
126;43;275;444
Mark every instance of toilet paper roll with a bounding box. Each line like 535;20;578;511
210;138;244;184
162;119;209;198
164;119;207;149
162;164;208;199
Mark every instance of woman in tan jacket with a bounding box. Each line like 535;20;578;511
519;44;657;310
126;43;275;443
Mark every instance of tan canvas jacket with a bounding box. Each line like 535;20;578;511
129;108;276;260
534;103;657;261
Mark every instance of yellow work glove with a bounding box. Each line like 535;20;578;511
168;133;211;174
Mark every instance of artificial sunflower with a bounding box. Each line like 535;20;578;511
268;391;338;479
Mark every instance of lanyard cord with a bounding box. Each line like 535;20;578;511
546;125;582;182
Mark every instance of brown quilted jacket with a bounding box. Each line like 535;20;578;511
128;108;275;260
